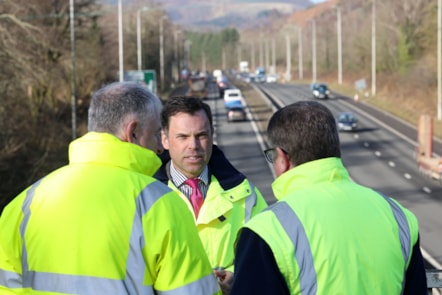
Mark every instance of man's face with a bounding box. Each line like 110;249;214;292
162;110;213;178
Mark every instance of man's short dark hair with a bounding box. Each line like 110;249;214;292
161;96;213;132
267;100;341;166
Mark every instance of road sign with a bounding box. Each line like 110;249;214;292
123;70;157;94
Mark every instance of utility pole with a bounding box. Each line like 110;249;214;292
272;39;276;74
118;0;123;82
337;5;342;85
160;16;167;91
371;0;376;96
298;27;303;80
265;39;270;71
438;0;442;120
174;29;181;82
69;0;77;140
286;34;291;82
259;27;264;67
311;19;317;83
137;7;150;72
251;42;256;73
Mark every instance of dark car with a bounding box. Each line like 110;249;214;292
337;112;358;131
311;83;330;99
216;75;231;98
187;76;208;100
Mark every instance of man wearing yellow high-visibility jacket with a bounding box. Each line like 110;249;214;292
0;82;220;295
154;96;268;294
231;101;427;294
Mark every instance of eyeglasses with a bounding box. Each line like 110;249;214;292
264;147;288;163
263;147;277;163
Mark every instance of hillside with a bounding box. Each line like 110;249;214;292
101;0;314;28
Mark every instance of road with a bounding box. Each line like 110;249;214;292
171;79;442;273
257;82;442;270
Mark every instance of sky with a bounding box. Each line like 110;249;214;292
311;0;326;3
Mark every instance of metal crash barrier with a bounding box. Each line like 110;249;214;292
427;269;442;294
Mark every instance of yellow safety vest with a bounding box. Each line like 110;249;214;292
0;132;220;294
169;176;268;272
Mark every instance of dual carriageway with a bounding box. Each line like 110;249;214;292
171;78;442;292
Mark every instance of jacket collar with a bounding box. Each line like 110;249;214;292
69;132;162;176
272;157;350;201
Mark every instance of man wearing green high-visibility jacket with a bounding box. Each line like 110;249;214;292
231;101;427;295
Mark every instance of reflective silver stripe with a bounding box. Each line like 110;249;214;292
16;179;183;294
271;196;411;295
25;271;152;294
157;273;220;295
271;202;317;295
382;197;411;265
20;179;43;287
382;195;411;295
122;181;166;294
244;183;257;222
0;269;22;288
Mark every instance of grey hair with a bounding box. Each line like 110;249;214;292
88;82;162;134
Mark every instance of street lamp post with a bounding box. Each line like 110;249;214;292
137;7;150;72
337;5;342;85
251;42;255;73
159;15;167;91
185;39;192;69
311;19;317;83
69;0;77;139
438;0;442;120
272;39;276;74
118;0;123;81
371;0;376;96
285;34;291;82
174;29;181;82
298;27;303;80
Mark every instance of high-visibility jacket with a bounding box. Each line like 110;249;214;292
155;145;268;272
244;157;420;294
0;132;220;295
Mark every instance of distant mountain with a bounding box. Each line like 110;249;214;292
100;0;315;29
161;0;314;29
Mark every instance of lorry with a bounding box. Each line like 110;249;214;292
239;61;249;73
255;67;266;83
415;114;442;183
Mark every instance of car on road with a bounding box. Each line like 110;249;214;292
337;112;358;132
311;83;330;99
223;89;243;105
216;75;231;98
187;75;208;100
227;106;246;122
223;89;247;122
266;74;279;83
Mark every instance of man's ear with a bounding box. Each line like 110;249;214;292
276;146;291;172
123;120;138;143
161;130;169;149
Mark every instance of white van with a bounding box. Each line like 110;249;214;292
223;89;244;105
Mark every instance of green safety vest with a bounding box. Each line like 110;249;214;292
245;157;419;294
